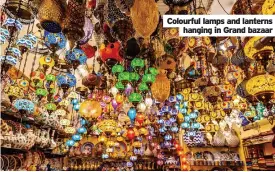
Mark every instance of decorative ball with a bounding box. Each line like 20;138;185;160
72;134;81;141
66;140;75;147
77;127;87;134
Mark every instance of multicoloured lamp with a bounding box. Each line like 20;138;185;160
0;28;9;44
30;69;46;88
65;48;87;69
3;18;23;36
36;88;48;100
4;84;24;103
45;102;57;114
138;82;149;94
39;56;55;72
0;47;21;72
56;73;76;93
13;99;35;114
16;34;37;54
44;31;66;51
129;72;140;86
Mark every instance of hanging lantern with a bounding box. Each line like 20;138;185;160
118;71;130;86
0;47;21;72
128;108;137;123
151;69;170;102
44;31;66;51
72;134;82;141
4;85;24;103
0;28;9;44
80;43;96;59
79;17;93;45
65;48;87;69
130;0;159;42
3;18;22;36
129;92;142;106
38;0;66;33
39;56;55;72
100;41;123;67
16;34;37;54
136;113;145;125
126;127;135;140
13;99;35;114
131;58;145;71
56;73;76;92
77;127;87;134
4;0;33;24
112;64;125;75
115;81;125;92
79;100;102;120
62;0;86;49
66;140;75;147
142;74;156;86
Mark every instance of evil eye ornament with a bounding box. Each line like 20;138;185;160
169;117;177;123
182;101;188;108
171;109;178;116
13;99;35;113
165;120;172;127
184;116;191;122
175;103;180;110
189;112;198;119
161;106;171;112
171;126;179;133
191;122;200;129
180;108;187;114
159;127;167;133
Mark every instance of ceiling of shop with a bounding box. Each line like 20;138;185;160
1;0;237;87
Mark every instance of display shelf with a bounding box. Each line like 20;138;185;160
0;110;69;138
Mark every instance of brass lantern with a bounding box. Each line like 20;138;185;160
62;0;85;49
38;0;66;33
151;69;170;102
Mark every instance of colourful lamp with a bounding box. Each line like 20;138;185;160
112;64;125;75
131;57;145;70
129;92;142;106
118;71;130;86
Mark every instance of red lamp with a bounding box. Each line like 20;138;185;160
126;128;135;140
136;113;145;125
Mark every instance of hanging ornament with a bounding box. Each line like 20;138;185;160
151;69;170;102
38;0;66;33
79;100;102;120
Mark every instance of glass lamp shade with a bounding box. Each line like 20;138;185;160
39;56;55;70
16;34;37;53
45;102;57;111
129;92;142;104
129;72;140;82
79;17;93;45
115;81;125;91
4;85;24;102
3;18;23;32
80;43;96;59
181;122;190;129
0;55;17;66
112;64;125;75
13;99;35;114
138;82;149;92
100;42;123;63
30;70;46;88
6;47;21;59
130;58;145;70
118;71;130;84
0;28;9;44
56;73;76;89
65;48;87;66
44;31;66;50
36;88;48;97
46;74;56;82
142;74;156;84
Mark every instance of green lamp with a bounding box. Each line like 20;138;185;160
131;58;145;70
118;71;130;86
142;74;155;86
115;81;125;93
129;92;142;106
112;64;124;75
138;82;149;94
36;88;48;100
